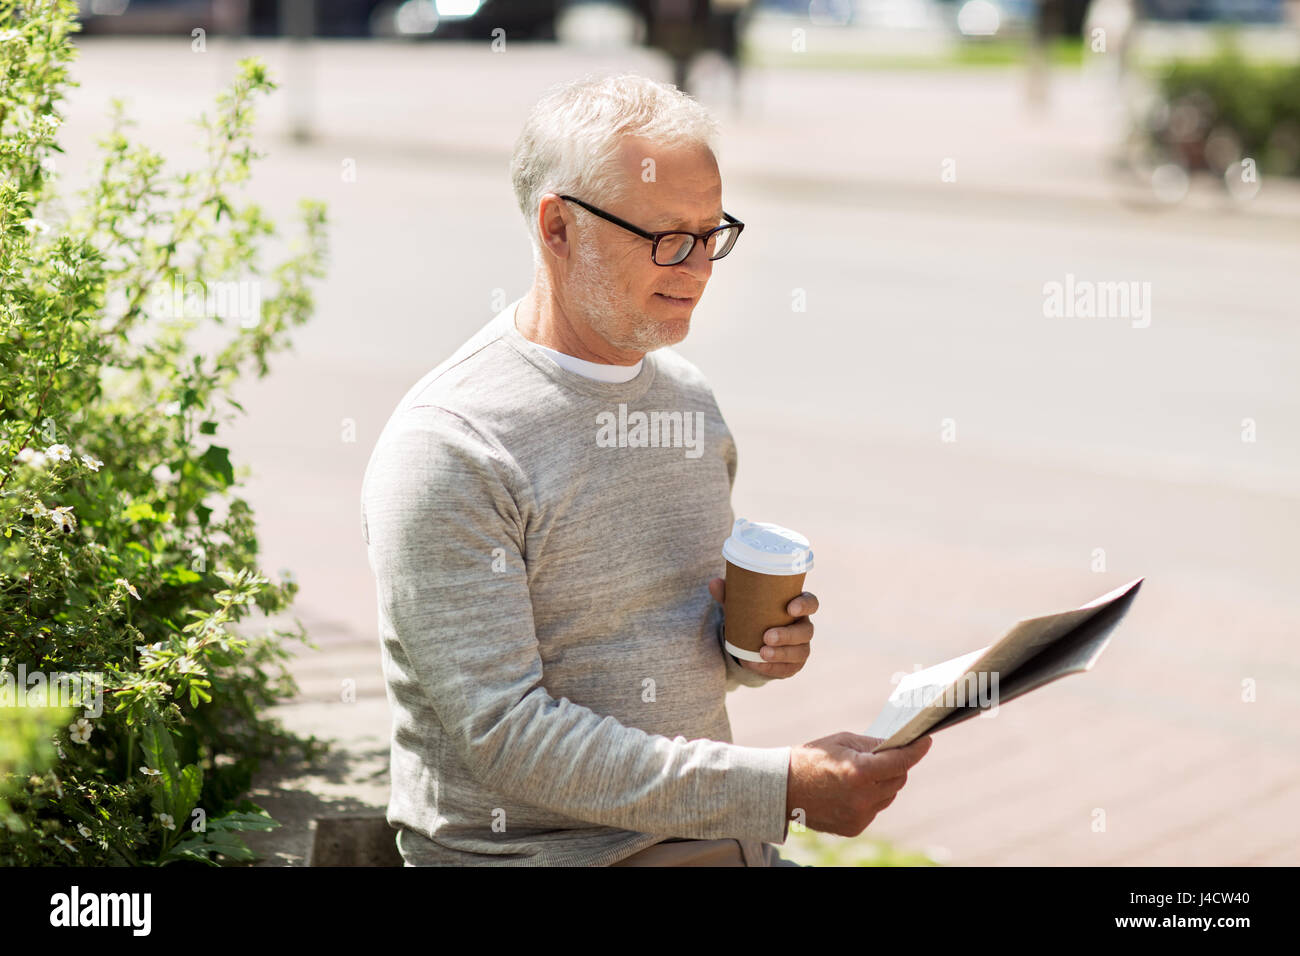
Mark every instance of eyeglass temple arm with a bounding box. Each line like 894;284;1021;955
559;195;657;240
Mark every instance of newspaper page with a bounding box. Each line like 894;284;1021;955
865;578;1144;752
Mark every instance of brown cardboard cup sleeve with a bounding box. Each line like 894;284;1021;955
720;518;813;664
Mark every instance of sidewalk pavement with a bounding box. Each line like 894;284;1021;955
238;618;393;866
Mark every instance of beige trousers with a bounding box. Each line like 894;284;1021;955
610;837;803;867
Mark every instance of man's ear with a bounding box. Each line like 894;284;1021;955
536;194;571;261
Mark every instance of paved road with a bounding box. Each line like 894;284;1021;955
57;39;1300;865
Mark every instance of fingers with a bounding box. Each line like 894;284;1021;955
786;591;819;617
759;617;813;661
830;733;890;756
708;577;724;603
862;738;931;778
740;659;802;679
891;736;932;768
902;735;933;762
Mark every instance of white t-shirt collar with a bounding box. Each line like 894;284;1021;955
514;300;644;384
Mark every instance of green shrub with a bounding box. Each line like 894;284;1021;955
0;0;329;864
1158;36;1300;177
783;827;944;866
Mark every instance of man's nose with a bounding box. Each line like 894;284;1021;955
677;238;713;280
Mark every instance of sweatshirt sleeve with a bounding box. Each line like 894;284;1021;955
362;403;791;845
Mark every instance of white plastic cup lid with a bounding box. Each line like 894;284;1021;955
721;518;813;575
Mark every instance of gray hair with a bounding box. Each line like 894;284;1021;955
509;72;720;268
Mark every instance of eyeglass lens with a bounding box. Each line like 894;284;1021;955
654;226;740;265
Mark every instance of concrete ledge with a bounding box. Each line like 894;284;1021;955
307;814;404;867
238;697;395;867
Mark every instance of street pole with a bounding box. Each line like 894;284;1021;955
280;0;316;143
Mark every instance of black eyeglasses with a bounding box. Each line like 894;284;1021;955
558;195;744;266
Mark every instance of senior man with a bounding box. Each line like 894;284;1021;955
360;73;933;867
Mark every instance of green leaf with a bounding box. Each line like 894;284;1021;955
205;809;280;832
140;720;179;775
168;828;255;862
199;445;234;488
156;820;259;864
198;420;217;435
123;502;159;523
174;763;203;825
161;567;202;585
207;839;256;863
139;719;186;816
158;845;221;867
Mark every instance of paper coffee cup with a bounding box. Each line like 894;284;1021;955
721;519;814;663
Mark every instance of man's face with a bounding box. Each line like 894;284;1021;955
559;135;724;356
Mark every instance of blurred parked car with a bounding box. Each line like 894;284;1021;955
75;0;568;37
935;0;1092;36
363;0;565;39
1135;0;1286;22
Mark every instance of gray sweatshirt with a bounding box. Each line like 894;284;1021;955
359;298;793;866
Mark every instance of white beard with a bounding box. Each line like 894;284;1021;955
570;238;687;355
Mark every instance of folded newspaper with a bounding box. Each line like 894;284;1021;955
865;577;1144;752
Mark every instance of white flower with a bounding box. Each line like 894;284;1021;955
22;218;49;235
115;578;141;600
51;775;63;799
151;463;178;485
163;401;182;416
55;836;76;853
176;658;206;676
77;824;92;839
185;636;203;652
16;448;46;470
158;813;175;830
41;113;61;130
139;766;161;778
68;718;93;744
27;500;48;518
80;454;103;471
50;505;76;533
45;443;72;461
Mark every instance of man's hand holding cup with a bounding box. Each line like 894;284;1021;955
712;518;816;680
708;575;817;679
